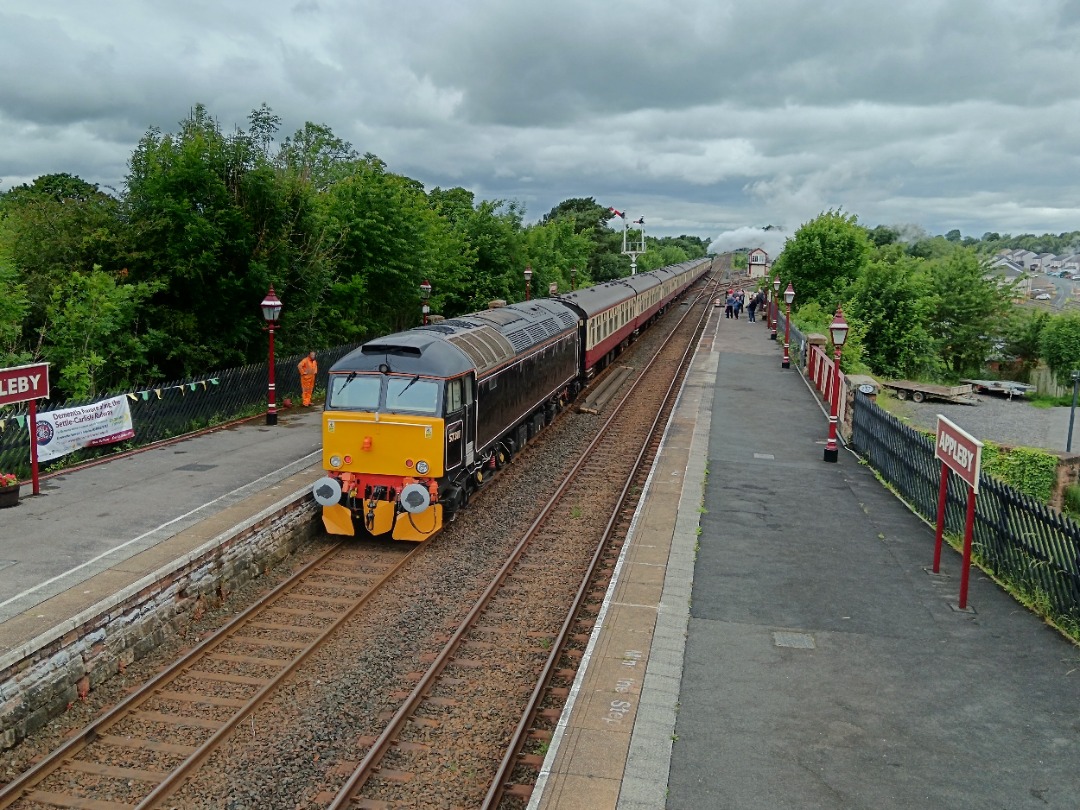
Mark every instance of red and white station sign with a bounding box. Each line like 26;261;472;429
0;362;50;407
935;415;983;493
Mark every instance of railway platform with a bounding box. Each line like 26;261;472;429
2;303;1079;808
533;308;1080;809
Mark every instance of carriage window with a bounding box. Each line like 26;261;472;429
464;376;474;405
327;374;382;410
385;376;440;414
446;378;463;413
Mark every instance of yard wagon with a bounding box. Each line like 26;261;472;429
961;379;1036;400
883;380;978;404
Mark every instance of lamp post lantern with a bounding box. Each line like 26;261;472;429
823;307;849;462
770;276;781;340
419;279;432;325
260;286;283;426
570;266;577;291
524;264;533;301
781;283;795;369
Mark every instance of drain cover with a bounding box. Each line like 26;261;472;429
773;631;815;649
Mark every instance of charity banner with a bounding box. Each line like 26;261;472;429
34;395;136;462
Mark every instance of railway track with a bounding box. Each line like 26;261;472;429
324;274;721;809
0;269;724;809
0;542;416;809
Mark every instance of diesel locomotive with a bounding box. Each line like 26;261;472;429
311;258;711;540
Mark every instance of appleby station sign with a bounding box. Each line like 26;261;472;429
935;415;982;493
0;362;50;495
0;362;49;407
932;415;984;609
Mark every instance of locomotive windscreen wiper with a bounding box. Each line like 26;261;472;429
398;374;421;396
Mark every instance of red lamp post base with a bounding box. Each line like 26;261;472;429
823;446;838;463
266;411;277;426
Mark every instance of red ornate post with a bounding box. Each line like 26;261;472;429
823;307;849;463
782;282;794;369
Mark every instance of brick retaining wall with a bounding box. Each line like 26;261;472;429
0;492;319;750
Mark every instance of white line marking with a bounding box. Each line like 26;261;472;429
0;452;320;610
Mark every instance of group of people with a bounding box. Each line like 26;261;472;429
722;288;768;322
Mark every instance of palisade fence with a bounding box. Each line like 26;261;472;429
0;344;361;477
774;310;809;369
851;391;1080;624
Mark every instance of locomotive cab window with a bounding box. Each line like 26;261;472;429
445;378;464;414
327;374;382;410
385;376;440;414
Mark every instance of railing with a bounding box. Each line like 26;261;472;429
0;344;360;477
851;391;1080;622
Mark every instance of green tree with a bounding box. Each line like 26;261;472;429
0;241;29;367
41;267;161;397
925;250;1012;377
1039;313;1080;387
1002;309;1050;373
771;210;871;310
846;251;937;378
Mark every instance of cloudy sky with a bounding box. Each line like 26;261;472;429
2;0;1079;254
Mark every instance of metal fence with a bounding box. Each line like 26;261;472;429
851;391;1080;622
0;344;360;477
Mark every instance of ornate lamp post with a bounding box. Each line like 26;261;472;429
770;276;781;340
524;264;533;301
570;266;577;291
823;307;850;463
419;279;432;325
260;286;283;426
782;282;795;369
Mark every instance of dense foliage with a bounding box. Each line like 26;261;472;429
0;104;708;399
776;211;1033;381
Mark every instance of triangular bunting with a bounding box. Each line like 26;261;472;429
127;393;137;401
154;389;162;399
141;391;149;400
210;378;219;385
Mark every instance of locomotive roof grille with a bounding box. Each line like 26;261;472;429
447;326;515;373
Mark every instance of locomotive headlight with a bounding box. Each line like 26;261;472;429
416;460;429;475
330;455;342;468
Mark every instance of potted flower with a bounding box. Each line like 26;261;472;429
0;472;19;508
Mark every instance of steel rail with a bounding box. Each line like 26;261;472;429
0;538;419;810
328;273;721;809
483;275;720;807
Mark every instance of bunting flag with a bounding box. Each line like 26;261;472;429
608;207;625;218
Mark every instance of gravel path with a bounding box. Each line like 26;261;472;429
882;391;1076;452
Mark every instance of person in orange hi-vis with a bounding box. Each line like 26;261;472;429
298;351;318;406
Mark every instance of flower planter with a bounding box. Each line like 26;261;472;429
0;484;19;508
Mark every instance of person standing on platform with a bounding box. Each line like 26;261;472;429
298;351;318;406
747;291;759;323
